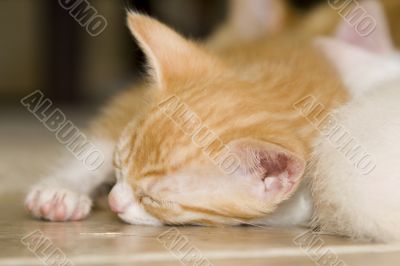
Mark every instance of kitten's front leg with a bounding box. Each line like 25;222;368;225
25;138;114;221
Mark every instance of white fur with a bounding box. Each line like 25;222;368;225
118;202;162;226
253;183;313;227
313;0;400;242
313;77;400;242
315;39;400;98
109;182;162;225
25;139;114;221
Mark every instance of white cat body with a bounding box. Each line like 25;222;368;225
312;76;400;241
312;0;400;242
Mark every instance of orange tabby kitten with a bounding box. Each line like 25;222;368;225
25;0;347;225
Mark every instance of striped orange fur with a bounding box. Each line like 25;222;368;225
91;10;348;225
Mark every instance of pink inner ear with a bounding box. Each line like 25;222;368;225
230;139;305;200
260;153;289;178
258;151;303;198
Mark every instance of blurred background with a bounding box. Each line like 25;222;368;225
0;0;327;108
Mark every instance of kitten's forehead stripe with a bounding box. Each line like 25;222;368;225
137;150;201;180
130;109;165;158
124;95;320;182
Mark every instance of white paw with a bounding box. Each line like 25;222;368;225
25;185;92;222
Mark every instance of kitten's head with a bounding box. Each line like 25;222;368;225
108;12;305;225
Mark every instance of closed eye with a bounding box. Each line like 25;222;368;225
140;195;176;209
141;196;161;208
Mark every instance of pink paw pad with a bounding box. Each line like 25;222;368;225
25;187;92;222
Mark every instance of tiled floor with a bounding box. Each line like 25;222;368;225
1;109;400;266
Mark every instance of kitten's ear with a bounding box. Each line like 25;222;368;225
316;1;398;96
228;139;305;202
229;0;288;40
335;0;394;53
315;38;400;97
127;12;217;89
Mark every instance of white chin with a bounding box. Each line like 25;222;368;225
118;202;163;226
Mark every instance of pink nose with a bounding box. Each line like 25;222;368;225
108;182;134;214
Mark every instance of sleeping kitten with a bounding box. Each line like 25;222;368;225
312;0;400;242
25;0;347;225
